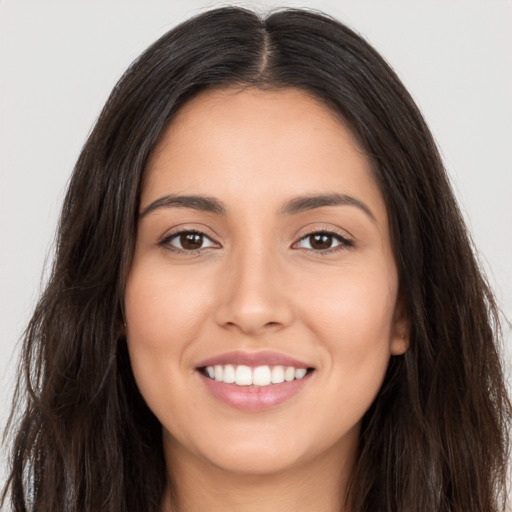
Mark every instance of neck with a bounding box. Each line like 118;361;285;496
161;435;356;512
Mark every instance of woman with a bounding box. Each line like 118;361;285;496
2;6;510;512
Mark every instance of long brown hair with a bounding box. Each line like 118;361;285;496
2;7;510;512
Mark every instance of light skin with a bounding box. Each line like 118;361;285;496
124;87;408;512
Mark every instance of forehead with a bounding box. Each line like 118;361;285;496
142;87;386;223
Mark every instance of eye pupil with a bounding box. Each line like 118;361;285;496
180;233;203;250
310;233;332;250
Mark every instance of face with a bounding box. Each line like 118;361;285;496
124;88;408;477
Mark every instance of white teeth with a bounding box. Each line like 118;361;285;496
295;368;307;379
253;366;272;386
271;365;285;384
284;366;295;382
203;364;310;386
235;365;253;386
223;364;236;384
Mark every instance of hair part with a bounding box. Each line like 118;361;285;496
2;6;510;512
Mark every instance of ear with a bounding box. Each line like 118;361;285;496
390;296;410;355
118;320;127;339
118;304;128;338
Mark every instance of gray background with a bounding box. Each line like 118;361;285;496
1;0;511;490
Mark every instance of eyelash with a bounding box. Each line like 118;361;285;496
159;228;354;255
159;230;218;254
293;228;354;254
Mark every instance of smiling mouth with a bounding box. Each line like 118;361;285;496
199;364;315;387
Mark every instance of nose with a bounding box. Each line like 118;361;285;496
214;245;294;335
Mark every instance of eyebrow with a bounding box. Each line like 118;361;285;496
280;193;376;221
140;194;226;218
140;192;375;221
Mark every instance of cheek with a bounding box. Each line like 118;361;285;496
123;260;212;409
124;260;210;349
297;264;397;438
316;247;396;328
300;259;397;385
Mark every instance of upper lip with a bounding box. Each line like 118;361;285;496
196;350;313;369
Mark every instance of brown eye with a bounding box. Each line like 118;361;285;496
180;232;204;250
295;231;352;252
162;230;218;252
309;233;334;250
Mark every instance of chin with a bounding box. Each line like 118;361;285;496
204;445;307;476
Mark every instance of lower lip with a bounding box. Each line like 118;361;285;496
198;372;312;411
